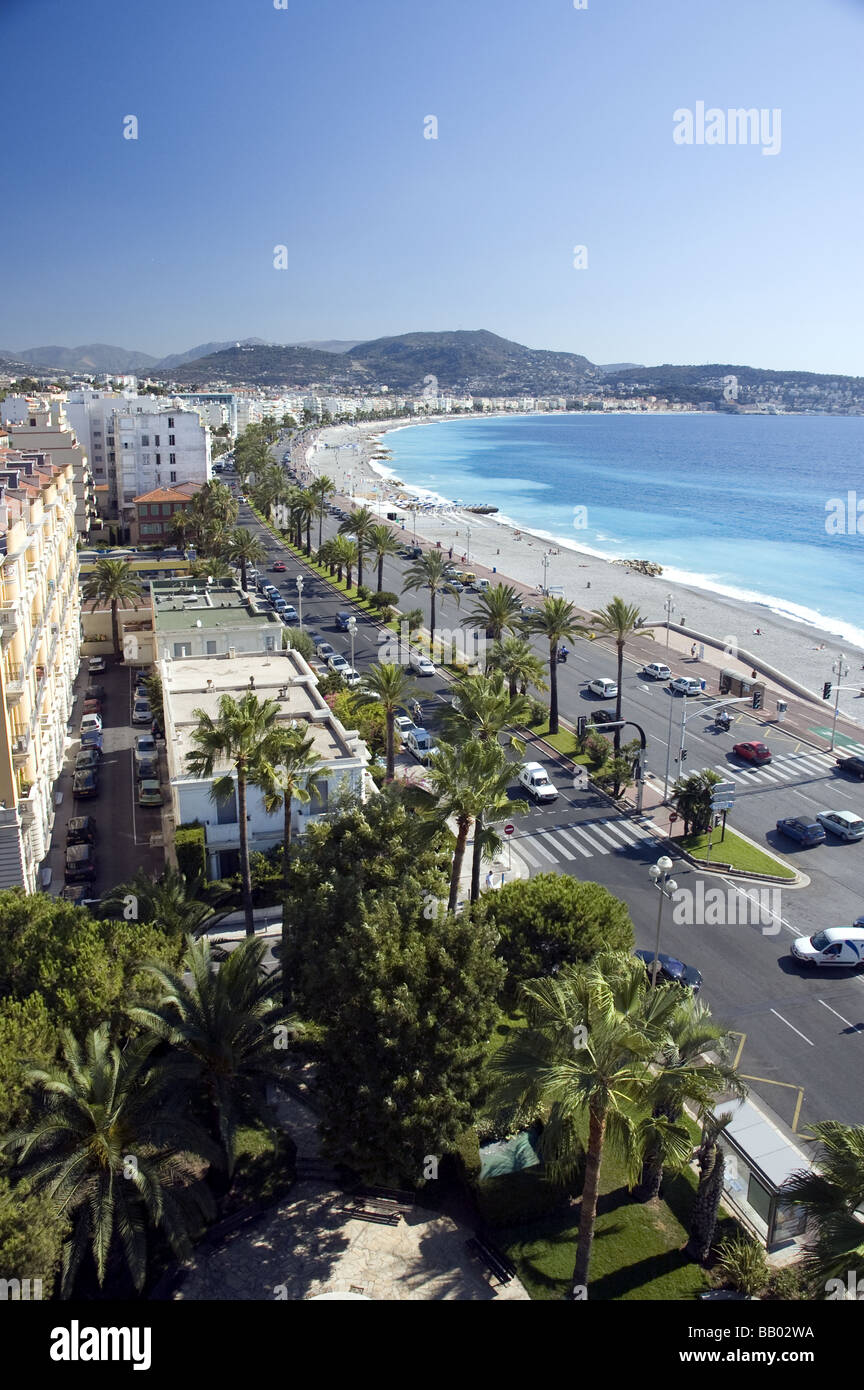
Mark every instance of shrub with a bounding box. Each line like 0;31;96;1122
356;584;370;602
715;1234;769;1296
765;1265;810;1300
526;698;547;726
287;629;315;661
175;823;206;881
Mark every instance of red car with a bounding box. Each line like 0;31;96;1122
271;562;287;572
733;740;772;765
82;699;102;716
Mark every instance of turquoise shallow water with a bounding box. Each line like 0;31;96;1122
382;413;864;648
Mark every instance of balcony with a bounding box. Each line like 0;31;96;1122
11;730;31;759
4;662;25;698
0;602;20;634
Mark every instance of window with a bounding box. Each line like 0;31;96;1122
154;435;160;446
29;417;36;427
155;454;160;466
168;418;174;428
170;471;177;483
162;504;172;516
173;642;191;658
206;640;217;655
108;452;115;462
169;435;175;446
94;429;102;437
169;452;176;465
141;434;149;446
216;787;238;824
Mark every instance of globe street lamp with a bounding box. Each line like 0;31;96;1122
647;855;677;988
347;615;357;673
296;574;304;630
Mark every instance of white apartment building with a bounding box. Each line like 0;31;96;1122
152;578;283;659
0;444;81;890
160;649;369;879
0;399;97;540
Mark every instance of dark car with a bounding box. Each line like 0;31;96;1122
335;612;353;631
64;843;96;882
59;883;91;904
66;815;97;846
136;757;158;780
635;949;703;994
776;817;826;846
80;729;103;752
591;710;617;726
72;770;99;799
836;755;864;779
75;748;102;772
85;684;105;701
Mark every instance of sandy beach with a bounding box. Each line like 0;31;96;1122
294;417;864;728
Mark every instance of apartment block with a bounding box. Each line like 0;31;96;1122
0;447;81;890
1;399;97;540
131;481;204;545
160;649;369;879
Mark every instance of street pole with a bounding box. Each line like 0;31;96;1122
662;687;676;802
665;592;674;655
542;551;549;594
648;855;675;988
466;525;471;563
296;576;304;630
829;652;849;751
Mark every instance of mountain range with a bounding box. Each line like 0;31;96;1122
0;337;363;376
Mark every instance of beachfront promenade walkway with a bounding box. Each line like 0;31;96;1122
174;1087;529;1303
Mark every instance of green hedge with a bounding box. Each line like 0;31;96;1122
176;823;206;881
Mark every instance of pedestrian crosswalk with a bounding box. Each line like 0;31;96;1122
704;748;842;789
514;816;663;867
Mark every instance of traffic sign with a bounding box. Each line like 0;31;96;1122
504;823;515;836
711;798;735;812
712;780;736;796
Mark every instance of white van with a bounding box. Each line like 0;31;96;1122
405;728;439;764
408;650;435;676
518;762;558;803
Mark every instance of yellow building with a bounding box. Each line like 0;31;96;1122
0;446;81;888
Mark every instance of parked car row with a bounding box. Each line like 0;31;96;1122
62;815;98;896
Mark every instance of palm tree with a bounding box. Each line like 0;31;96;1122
0;1025;217;1297
296;489;315;556
403;549;455;654
129;936;299;1176
590;598;650;755
465;748;526;901
369;523;401;592
466;583;523;642
257;724;321;880
686;1112;733;1263
332;534;358;588
228;527;267;590
421;740;527;911
491;953;692;1294
783;1121;864;1288
526;597;590;735
635;998;745;1202
317;536;336;576
81;558;141;660
487;634;548;699
309;474;335;550
185;692;282;937
188;555;233;582
99;865;231;938
670;769;722;836
441;668;530;750
355;662;417;779
339;505;376;589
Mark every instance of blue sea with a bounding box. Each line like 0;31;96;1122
381;413;864;649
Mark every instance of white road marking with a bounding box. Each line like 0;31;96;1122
770;1009;814;1045
818;999;864;1031
552;827;593;859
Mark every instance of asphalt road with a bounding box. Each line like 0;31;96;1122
237;489;864;1134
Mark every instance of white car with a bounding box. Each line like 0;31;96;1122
588;678;618;699
315;640;336;661
395;715;415;743
87;656;106;675
791;926;864;968
408;651;435;676
343;668;362;688
80;713;103;734
816;809;864;841
518;761;559;803
642;662;671;681
328;654;351;675
670;676;703;696
404;728;439;764
281;605;298;622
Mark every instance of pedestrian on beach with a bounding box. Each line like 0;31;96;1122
751;669;758;680
586;580;591;589
690;643;697;658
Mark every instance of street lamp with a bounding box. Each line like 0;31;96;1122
664;593;675;654
542;551;550;595
347;615;357;672
296;574;304;630
647;855;677;987
466;525;471;563
829;651;850;751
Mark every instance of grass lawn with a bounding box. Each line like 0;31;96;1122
491;1152;736;1301
527;719;586;760
681;827;795;880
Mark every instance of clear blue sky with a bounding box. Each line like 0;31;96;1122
3;0;864;373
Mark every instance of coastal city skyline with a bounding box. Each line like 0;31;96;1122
5;0;864;373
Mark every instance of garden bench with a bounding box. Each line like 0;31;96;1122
465;1236;516;1286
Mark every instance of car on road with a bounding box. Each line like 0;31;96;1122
271;562;287;572
66;815;97;846
136;757;158;781
776;817;826;846
342;667;362;687
520;605;542;619
733;741;772;765
64;843;97;883
328;654;351;675
335;612;353;631
132;700;152;725
588;677;618;699
791;927;864;968
80;713;103;734
59;883;93;905
408;650;435;676
134;734;157;766
395;715;415;743
75;748;102;772
138;780;164;807
517;762;558;803
281;605;298;623
641;662;672;681
835;755;864;779
88;656;106;675
315;639;336;661
80;729;103;752
590;710;617;725
404;727;440;764
635;949;703;994
73;769;99;799
447;579;465;593
85;684;105;702
816;809;864;841
669;676;703;696
82;699;103;717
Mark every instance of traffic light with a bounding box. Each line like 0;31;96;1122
823;681;833;701
752;688;763;711
577;716;587;738
679;747;688;763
